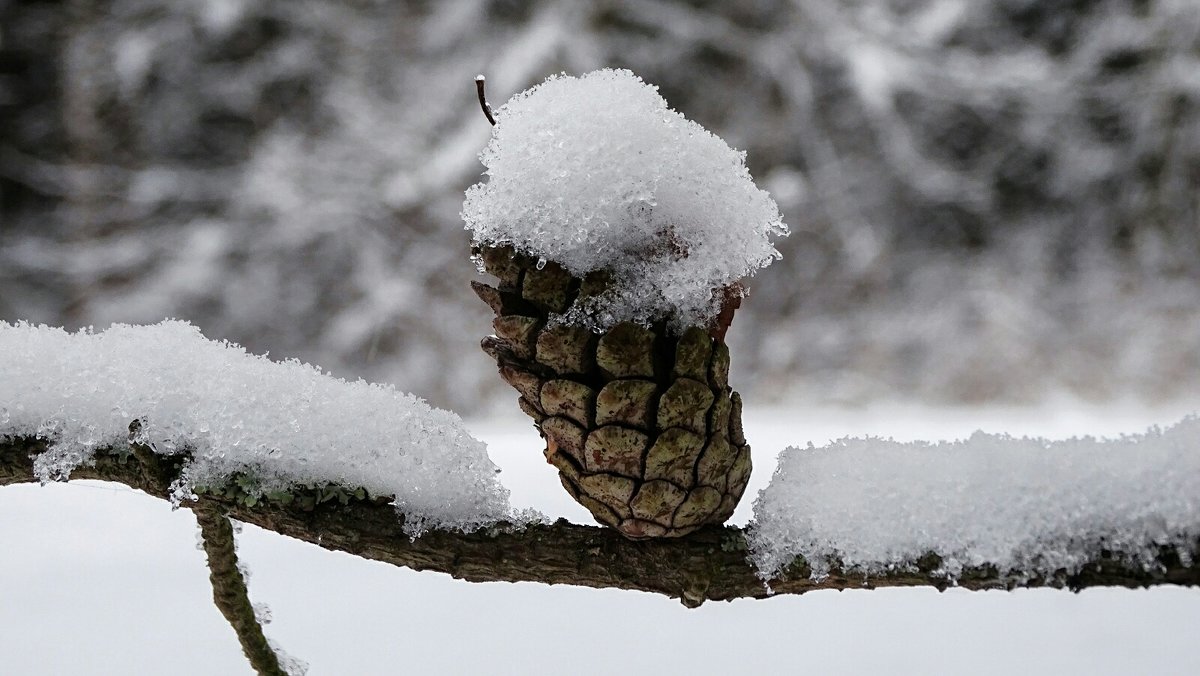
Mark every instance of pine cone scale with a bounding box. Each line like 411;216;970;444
595;379;658;428
539;379;594;428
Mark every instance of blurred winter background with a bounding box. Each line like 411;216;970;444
5;0;1198;413
4;2;1200;674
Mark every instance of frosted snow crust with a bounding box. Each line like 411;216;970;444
0;321;513;534
463;69;788;330
748;420;1200;581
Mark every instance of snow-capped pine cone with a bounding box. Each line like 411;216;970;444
472;244;750;539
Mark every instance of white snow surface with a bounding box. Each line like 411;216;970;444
748;419;1200;581
0;320;515;535
463;68;788;330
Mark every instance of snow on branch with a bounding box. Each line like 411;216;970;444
0;321;520;534
749;421;1200;582
1;321;1197;604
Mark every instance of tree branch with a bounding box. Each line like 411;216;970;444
3;434;1197;607
194;503;288;676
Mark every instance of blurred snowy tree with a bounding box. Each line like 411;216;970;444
2;0;1199;410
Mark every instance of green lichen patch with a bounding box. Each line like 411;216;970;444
194;472;372;511
720;530;748;553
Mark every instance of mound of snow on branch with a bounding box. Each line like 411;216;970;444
748;420;1200;581
0;321;516;535
463;68;788;330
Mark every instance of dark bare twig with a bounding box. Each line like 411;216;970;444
194;503;289;676
475;74;497;126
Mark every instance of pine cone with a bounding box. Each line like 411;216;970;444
473;244;750;539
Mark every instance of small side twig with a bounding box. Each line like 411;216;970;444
475;74;497;126
194;503;289;676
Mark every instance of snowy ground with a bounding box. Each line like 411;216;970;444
2;401;1199;675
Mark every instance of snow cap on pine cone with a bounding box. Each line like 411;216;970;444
463;68;788;332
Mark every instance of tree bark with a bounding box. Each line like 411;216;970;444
2;434;1197;607
193;502;288;676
